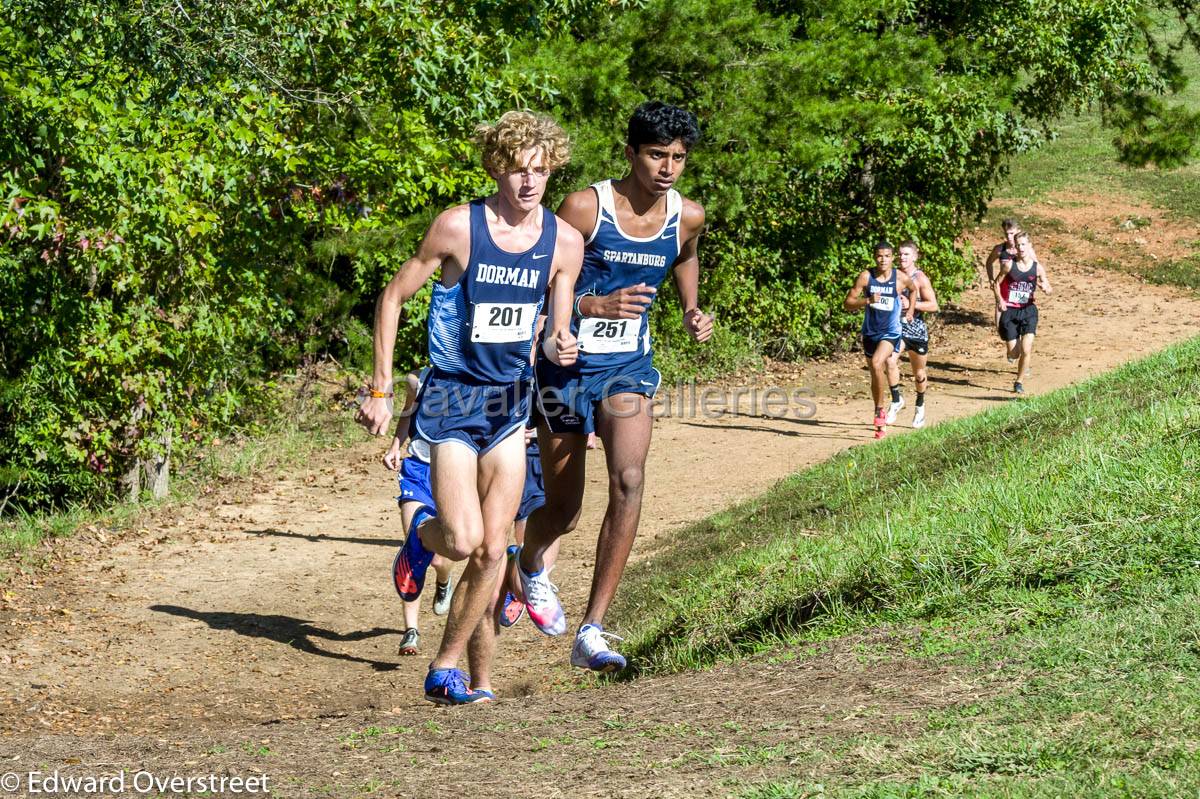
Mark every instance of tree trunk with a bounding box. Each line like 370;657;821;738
141;430;171;500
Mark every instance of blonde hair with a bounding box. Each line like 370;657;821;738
475;111;571;175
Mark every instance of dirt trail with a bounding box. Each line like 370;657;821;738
2;196;1199;796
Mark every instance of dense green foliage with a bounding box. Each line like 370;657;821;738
518;0;1200;361
0;1;593;506
2;0;1197;509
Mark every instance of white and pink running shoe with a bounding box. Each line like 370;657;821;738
517;546;567;636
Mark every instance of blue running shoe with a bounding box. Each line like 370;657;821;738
393;505;436;601
424;668;492;705
570;624;627;673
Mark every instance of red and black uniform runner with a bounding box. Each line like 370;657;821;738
998;260;1039;340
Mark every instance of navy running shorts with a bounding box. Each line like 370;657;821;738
862;335;901;358
413;370;531;454
515;440;545;522
535;356;661;435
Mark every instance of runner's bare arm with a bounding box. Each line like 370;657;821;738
899;272;917;321
557;188;656;319
543;222;583;366
915;272;939;313
675;200;712;342
984;243;1001;276
1037;263;1053;295
991;268;1009;312
358;207;469;436
383;372;422;471
844;271;872;311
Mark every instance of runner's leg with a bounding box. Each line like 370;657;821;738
886;345;903;422
518;428;587;575
466;577;502;693
584;392;653;627
427;434;522;671
870;341;895;415
910;350;929;404
1016;333;1035;384
399;501;423;650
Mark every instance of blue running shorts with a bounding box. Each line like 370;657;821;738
535;356;661;436
862;335;901;359
397;456;435;509
413;370;531;454
515;439;545;522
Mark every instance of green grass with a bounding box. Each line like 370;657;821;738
733;581;1200;797
612;336;1200;796
616;337;1200;672
1145;254;1200;290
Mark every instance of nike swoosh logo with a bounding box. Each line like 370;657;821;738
639;380;654;386
532;253;550;259
659;233;675;240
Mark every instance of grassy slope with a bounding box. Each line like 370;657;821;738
611;337;1200;795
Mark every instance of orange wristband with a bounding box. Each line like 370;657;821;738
368;389;393;399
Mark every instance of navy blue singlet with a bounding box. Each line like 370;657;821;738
861;268;901;340
573;180;682;374
427;200;554;384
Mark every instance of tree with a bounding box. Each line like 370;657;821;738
0;0;616;508
511;0;1200;362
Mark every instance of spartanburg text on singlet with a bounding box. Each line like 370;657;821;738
1000;260;1038;309
573;180;682;373
862;268;902;340
427;200;554;383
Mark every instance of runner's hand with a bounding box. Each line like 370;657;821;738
356;396;392;437
899;295;910;310
683;308;713;342
586;283;657;319
547;328;578;367
383;438;404;471
995;299;1007;314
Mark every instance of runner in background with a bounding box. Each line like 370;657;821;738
993;231;1051;394
887;241;939;428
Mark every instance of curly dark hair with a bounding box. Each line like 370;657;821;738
627;101;701;152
